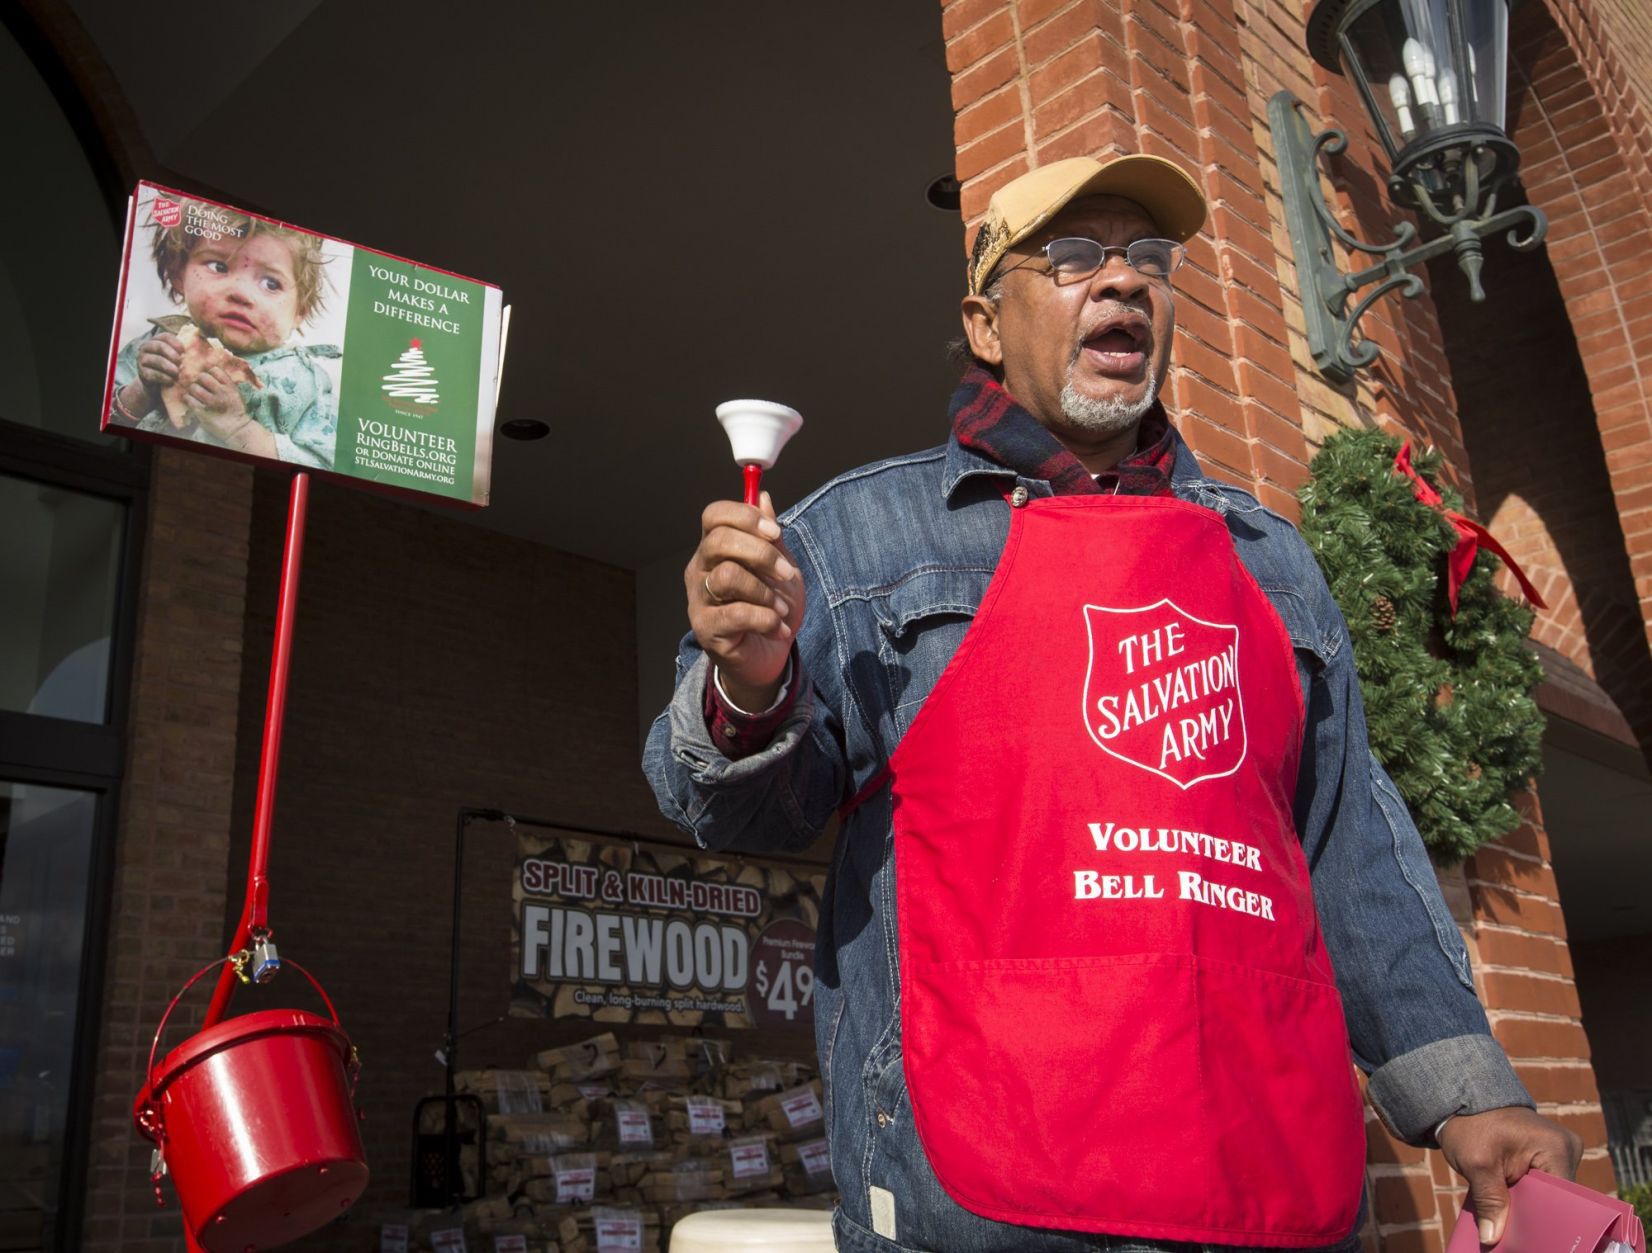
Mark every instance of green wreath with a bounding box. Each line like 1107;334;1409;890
1297;427;1545;863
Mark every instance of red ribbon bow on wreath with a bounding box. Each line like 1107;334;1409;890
1391;440;1547;616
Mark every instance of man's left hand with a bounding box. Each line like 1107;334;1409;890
1437;1106;1582;1246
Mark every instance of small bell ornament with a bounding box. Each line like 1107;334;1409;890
716;400;803;506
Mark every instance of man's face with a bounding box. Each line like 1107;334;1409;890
965;196;1175;441
179;232;301;354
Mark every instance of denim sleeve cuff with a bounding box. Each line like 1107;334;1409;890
1366;1034;1534;1144
705;659;799;760
669;652;815;784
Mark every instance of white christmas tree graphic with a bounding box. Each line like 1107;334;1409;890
381;338;440;407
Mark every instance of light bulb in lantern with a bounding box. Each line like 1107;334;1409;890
1389;73;1418;140
1402;37;1441;124
1438;68;1461;125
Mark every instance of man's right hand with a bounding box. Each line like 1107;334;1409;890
687;491;804;711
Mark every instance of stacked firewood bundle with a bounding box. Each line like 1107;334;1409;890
380;1032;835;1250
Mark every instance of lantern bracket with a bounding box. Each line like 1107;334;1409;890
1269;91;1547;384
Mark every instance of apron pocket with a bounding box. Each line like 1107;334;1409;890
901;954;1216;1236
901;955;1365;1245
1195;959;1365;1240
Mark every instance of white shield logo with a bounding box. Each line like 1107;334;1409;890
1081;598;1247;789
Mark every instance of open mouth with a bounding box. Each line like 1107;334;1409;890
1079;316;1149;376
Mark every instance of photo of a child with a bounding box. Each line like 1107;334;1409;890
108;197;341;468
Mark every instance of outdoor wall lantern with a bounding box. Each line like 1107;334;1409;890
1269;0;1545;383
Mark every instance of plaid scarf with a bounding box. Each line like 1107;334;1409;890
949;365;1176;495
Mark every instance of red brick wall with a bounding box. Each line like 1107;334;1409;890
1542;0;1652;206
1522;0;1652;672
81;451;253;1250
1428;20;1652;758
1427;2;1647;1210
1355;797;1616;1251
1467;795;1616;1194
945;0;1312;516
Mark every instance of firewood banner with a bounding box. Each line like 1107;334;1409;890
510;831;825;1032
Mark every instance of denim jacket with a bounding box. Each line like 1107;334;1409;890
642;427;1531;1253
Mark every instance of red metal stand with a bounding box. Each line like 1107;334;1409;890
203;471;310;1028
742;462;762;508
133;470;368;1249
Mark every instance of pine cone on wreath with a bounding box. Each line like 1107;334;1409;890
1371;595;1397;633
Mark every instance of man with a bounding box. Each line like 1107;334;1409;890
643;154;1578;1252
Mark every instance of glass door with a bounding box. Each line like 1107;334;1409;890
0;784;98;1252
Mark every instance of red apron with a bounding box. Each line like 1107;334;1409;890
891;493;1366;1247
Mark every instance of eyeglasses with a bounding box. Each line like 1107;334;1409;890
1000;236;1187;285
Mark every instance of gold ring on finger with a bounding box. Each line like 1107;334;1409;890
703;574;724;605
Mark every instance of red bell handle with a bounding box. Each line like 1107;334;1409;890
140;955;343;1127
743;463;762;507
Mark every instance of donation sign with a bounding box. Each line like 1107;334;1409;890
102;182;504;506
510;831;824;1031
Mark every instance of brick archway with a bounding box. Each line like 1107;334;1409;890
1512;0;1652;702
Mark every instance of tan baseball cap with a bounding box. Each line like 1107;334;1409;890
967;154;1207;295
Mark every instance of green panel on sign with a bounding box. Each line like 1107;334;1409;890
336;251;485;501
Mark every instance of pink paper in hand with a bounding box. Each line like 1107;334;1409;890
1444;1169;1645;1253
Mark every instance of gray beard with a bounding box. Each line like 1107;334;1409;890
1059;370;1158;435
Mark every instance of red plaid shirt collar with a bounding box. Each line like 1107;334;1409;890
948;365;1177;496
